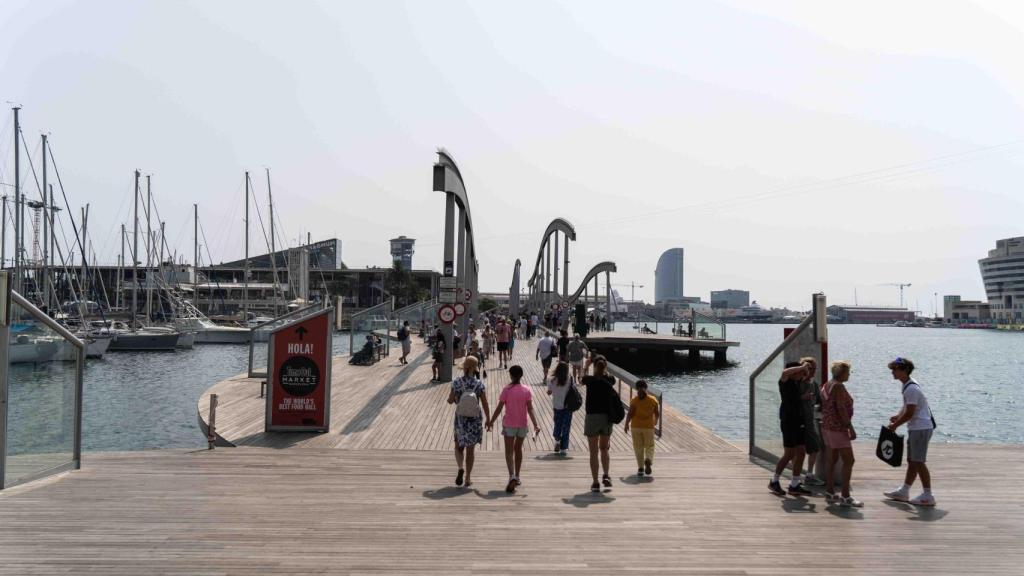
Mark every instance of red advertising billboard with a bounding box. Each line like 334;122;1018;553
266;309;333;432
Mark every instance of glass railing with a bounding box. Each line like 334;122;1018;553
349;300;394;357
248;305;324;378
394;299;434;333
2;290;85;489
748;294;826;464
693;310;726;340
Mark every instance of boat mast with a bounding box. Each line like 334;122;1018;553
119;224;125;310
12;106;21;295
48;185;55;304
243;171;250;324
193;203;198;314
145;175;152;323
80;204;88;304
41;134;48;310
132;170;139;331
266;168;279;317
1;196;6;274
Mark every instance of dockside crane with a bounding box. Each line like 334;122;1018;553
880;282;912;308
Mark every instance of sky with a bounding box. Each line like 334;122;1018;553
0;0;1022;311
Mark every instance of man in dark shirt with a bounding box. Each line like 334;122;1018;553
769;360;815;496
556;330;570;361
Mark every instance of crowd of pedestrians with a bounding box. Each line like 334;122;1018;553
770;355;938;509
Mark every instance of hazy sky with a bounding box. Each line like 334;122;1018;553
1;1;1022;310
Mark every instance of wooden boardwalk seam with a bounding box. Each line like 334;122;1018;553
198;335;739;454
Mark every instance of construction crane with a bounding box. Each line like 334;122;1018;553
880;283;912;308
611;281;644;302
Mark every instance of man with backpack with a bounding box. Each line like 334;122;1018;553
883;357;937;506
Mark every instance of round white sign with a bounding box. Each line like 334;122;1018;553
437;305;456;324
454;302;467;317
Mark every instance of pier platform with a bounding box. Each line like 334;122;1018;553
583;330;740;366
1;443;1021;575
197;337;736;453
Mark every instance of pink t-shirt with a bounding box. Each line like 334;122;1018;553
499;383;533;428
496;323;511;343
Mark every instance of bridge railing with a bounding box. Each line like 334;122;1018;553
393;299;434;332
349;300;394;357
748;294;827;465
1;289;85;489
248;304;324;378
693;310;727;340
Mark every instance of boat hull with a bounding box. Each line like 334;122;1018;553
108;332;179;351
194;328;251;344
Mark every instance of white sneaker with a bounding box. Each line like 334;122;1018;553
884;486;910;502
910;492;936;507
841;496;864;508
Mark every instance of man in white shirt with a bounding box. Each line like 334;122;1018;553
883;357;937;507
535;333;557;382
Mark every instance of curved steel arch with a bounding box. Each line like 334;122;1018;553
509;259;521;317
433;148;479;381
564;261;617;306
526;218;576;289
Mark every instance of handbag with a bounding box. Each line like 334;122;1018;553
608;379;626;424
875;426;904;468
565;383;583;413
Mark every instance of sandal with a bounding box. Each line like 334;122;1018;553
455;469;464;487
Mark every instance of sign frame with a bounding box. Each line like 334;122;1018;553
438;304;456;324
265;307;333;433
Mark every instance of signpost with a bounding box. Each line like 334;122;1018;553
266;308;333;432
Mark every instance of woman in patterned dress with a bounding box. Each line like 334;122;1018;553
447;355;491;488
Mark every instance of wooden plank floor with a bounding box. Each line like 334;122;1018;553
198;335;738;453
1;443;1021;575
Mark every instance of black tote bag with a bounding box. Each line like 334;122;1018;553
876;426;904;468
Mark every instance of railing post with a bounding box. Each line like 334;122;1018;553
207;393;218;449
657;392;664;438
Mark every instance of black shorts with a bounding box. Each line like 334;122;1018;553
497;342;508;352
781;419;805;448
803;420;821;453
541;357;553;370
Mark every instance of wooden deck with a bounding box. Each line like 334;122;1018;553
1;443;1021;575
584;330;740;351
198;336;738;454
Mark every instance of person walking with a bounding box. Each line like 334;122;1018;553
487;365;540;493
768;360;815;496
566;334;589;380
624;379;660;478
536;331;557;382
582;355;617;492
546;361;576;456
397;321;412;365
799;358;824;486
430;328;445;383
883;357;937;506
495;318;511;368
447;356;490;488
556;329;570;362
821;361;861;506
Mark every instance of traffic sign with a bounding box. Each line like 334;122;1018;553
454;302;466;317
439;276;457;289
438;304;456;324
439;289;457;304
462;288;474;301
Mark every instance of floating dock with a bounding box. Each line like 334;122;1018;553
583;330;740;367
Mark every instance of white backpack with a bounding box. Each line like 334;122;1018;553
456;387;481;418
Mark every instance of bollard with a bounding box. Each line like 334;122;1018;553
207;394;218;450
260;380;267;398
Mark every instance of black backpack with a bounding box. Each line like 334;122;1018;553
608;380;626;424
565;384;583;413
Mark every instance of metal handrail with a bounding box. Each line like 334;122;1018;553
747;312;813;459
11;291;85;350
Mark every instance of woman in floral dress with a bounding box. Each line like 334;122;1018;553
447;356;491;488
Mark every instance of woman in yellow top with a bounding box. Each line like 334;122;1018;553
624;380;660;478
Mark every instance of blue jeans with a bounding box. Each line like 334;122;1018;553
553;408;572;450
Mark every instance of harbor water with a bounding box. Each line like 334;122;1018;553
624;323;1024;444
14;325;1018;453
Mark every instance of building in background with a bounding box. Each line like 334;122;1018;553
390;236;416;271
219;238;343;270
654;248;685;304
979;236;1024;323
943;295;990;323
826;305;915;324
711;289;750;309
